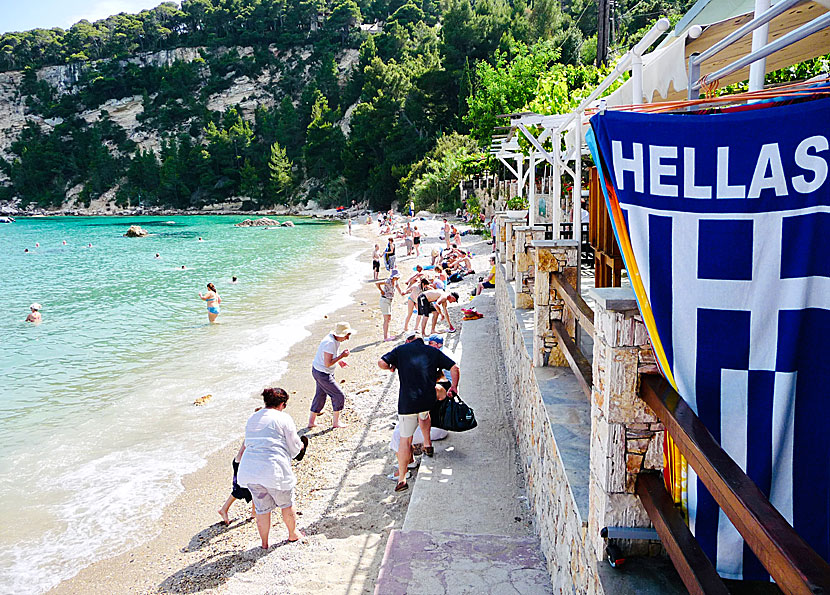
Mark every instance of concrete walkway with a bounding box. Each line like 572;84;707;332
374;292;554;594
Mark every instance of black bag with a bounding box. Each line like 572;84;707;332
430;393;478;432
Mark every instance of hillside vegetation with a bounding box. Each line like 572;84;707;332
0;0;696;212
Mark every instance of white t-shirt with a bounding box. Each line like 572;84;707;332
237;408;303;491
312;333;340;372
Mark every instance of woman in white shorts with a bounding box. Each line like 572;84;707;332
237;387;305;548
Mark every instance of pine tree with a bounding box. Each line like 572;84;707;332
268;141;293;204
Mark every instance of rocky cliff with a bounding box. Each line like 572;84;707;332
0;44;359;214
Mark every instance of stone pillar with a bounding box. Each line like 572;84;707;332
530;239;578;367
587;287;664;562
493;212;508;263
513;225;546;309
503;218;525;281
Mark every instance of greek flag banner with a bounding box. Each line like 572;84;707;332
587;97;830;580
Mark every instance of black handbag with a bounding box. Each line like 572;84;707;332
430;393;478;432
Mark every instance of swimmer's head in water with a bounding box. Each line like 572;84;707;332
207;282;216;292
181;265;186;269
232;276;237;282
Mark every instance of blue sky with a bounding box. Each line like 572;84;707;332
1;0;168;34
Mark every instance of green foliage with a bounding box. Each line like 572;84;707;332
399;132;482;212
505;195;528;209
465;41;560;144
268;141;294;203
304;94;345;179
0;0;787;215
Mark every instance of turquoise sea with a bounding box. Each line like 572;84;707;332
0;215;363;593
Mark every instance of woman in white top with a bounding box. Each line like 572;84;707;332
237;387;306;548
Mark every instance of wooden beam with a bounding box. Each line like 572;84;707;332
640;375;830;595
551;320;592;398
636;472;730;595
551;272;595;337
662;1;830;101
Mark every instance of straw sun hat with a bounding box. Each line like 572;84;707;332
332;321;356;338
30;303;42;311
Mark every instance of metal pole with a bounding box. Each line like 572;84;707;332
702;11;830;88
749;0;772;91
631;52;644;105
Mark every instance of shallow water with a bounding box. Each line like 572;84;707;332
0;215;363;593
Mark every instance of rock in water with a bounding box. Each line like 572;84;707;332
233;217;281;227
124;225;149;237
281;220;295;227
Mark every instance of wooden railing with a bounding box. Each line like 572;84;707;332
548;271;594;398
638;374;830;595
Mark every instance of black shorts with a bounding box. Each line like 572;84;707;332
232;482;252;502
413;237;420;244
372;259;380;271
417;294;436;316
482;281;495;289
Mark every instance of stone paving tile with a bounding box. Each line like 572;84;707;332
375;530;554;595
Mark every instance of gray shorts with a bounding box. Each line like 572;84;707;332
247;483;295;514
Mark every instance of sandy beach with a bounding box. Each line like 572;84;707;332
49;215;490;594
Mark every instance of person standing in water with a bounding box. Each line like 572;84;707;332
25;303;42;324
199;283;221;323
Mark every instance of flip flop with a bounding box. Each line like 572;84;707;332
394;482;409;492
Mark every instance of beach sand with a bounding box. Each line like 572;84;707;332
50;216;490;594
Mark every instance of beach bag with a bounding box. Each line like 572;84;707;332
430;393;478;432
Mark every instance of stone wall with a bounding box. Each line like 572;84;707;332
495;219;670;593
513;225;545;309
532;240;578;368
495;265;603;594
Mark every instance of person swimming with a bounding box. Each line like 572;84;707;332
155;253;160;259
199;282;221;323
231;276;238;284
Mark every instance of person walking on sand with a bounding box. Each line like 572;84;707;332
347;218;352;236
443;218;451;250
372;244;381;281
199;283;221;323
376;269;403;342
237;388;305;548
308;321;354;429
25;303;42;324
378;333;459;492
412;225;422;257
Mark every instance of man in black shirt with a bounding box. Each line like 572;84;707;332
379;334;460;492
